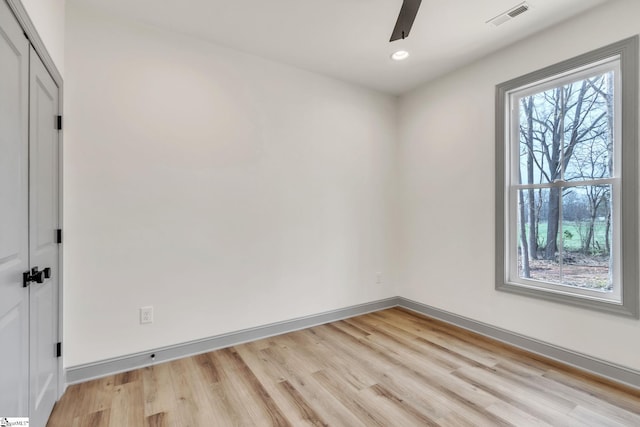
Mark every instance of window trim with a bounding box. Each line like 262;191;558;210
495;36;639;318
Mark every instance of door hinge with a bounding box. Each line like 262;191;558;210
56;229;62;244
56;115;62;130
56;342;62;358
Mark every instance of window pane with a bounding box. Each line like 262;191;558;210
518;91;557;185
564;72;615;181
517;188;562;283
561;185;613;291
519;72;615;186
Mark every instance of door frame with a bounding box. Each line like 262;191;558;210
6;0;65;398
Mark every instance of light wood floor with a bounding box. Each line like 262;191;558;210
47;307;640;426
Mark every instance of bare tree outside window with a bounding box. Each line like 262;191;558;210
516;72;614;291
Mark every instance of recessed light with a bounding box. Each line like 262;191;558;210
391;50;410;61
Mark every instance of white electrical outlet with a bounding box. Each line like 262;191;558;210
140;306;153;324
376;272;382;284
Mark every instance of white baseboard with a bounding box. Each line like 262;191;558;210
65;296;640;390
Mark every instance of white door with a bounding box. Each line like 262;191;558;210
28;46;60;427
0;0;30;417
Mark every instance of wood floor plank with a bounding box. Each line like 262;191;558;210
68;380;101;418
221;347;291;426
169;357;222;426
107;381;144;427
234;344;328;426
372;366;453;420
392;306;640;397
46;382;82;426
332;320;504;412
277;380;329;426
373;309;502;367
73;409;111;427
212;346;292;426
568;404;629;427
365;383;441;426
485;401;553;427
145;412;168;427
207;382;249;426
496;362;640;425
312;369;393;426
452;366;578;425
255;342;369;427
543;368;640;412
48;308;640;426
297;328;381;389
114;369;141;386
141;363;176;419
345;315;464;372
321;322;509;425
436;411;481;427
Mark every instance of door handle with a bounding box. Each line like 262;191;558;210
22;266;51;287
33;270;45;284
31;267;45;284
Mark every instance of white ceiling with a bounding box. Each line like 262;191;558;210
72;0;610;94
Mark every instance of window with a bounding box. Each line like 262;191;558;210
496;37;639;317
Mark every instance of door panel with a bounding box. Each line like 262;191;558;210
0;0;30;417
29;46;60;427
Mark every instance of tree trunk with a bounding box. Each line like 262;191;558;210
584;215;595;254
524;98;538;259
535;188;543;252
605;206;611;254
604;72;613;260
545;187;560;260
519;189;530;278
527;188;537;259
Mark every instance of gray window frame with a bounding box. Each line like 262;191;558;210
495;36;639;318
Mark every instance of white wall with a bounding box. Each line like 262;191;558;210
21;0;65;75
398;0;640;371
65;0;640;373
64;3;398;366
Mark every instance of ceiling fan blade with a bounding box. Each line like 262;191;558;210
390;0;422;42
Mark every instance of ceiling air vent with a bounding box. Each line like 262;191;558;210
487;2;530;27
508;4;529;18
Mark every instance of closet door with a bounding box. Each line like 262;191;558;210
0;0;30;417
29;46;60;427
